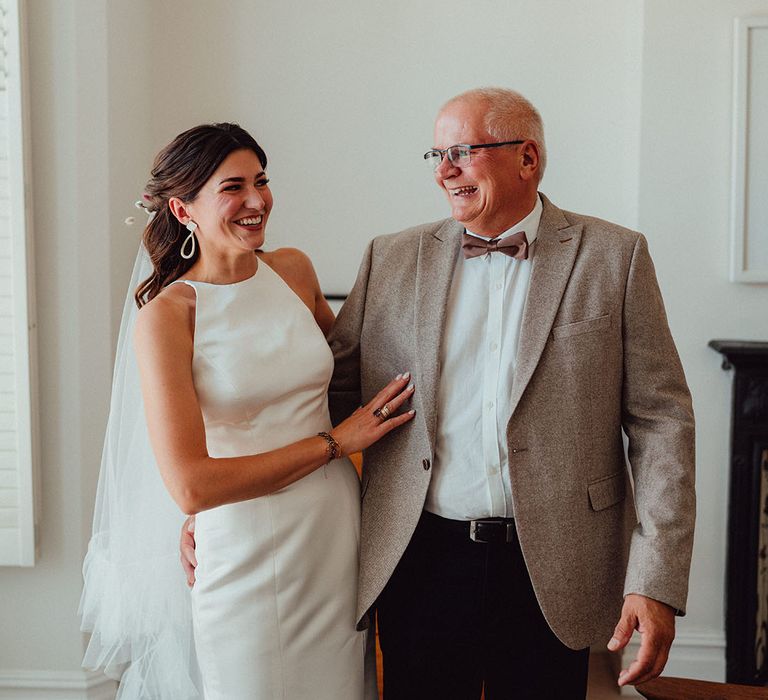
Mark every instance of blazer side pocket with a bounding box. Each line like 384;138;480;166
552;313;611;340
588;471;626;511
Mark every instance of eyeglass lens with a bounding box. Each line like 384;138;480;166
424;146;471;170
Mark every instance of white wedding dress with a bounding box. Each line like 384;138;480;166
178;260;365;699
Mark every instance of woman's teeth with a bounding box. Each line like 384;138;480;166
235;216;263;225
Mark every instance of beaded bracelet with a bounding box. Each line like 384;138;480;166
317;432;342;462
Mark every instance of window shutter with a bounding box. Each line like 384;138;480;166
0;0;38;566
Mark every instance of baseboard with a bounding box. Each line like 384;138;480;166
621;630;726;684
0;670;116;700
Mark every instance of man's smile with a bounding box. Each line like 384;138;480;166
449;185;478;197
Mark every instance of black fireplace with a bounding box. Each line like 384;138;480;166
709;340;768;686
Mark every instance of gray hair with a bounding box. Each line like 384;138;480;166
442;87;547;179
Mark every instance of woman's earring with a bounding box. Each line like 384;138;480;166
180;221;197;259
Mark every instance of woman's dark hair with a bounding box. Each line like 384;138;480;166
134;123;267;307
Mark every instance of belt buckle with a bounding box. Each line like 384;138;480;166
469;518;515;543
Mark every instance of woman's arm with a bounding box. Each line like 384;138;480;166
135;288;414;515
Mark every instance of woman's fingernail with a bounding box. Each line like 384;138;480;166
408;409;416;415
395;373;403;380
187;520;195;533
402;371;410;379
407;383;414;391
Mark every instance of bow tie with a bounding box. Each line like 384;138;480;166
461;231;529;260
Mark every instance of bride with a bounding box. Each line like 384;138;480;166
80;123;414;699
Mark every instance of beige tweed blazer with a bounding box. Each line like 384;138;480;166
328;194;695;650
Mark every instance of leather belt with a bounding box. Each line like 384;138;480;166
469;518;516;544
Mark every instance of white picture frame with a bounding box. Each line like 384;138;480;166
730;16;768;283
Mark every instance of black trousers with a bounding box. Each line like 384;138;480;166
376;511;589;700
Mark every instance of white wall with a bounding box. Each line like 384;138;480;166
628;0;768;681
0;0;765;695
144;0;644;292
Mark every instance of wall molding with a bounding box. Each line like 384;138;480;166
0;669;116;700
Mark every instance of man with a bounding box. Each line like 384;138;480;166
181;87;695;698
326;87;695;699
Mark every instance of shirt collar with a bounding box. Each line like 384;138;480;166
464;194;543;245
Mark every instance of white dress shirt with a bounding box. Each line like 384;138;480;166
425;195;543;520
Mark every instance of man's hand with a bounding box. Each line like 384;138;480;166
180;515;197;587
607;593;675;687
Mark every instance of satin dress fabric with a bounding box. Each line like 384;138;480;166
179;261;365;700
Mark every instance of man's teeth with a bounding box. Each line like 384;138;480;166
236;216;263;225
452;186;478;196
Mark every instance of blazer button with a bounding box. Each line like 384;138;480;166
422;458;431;471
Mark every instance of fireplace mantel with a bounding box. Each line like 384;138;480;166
710;340;768;371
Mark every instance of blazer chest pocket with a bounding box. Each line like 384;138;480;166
552;313;611;340
588;471;626;511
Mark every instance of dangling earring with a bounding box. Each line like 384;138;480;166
180;221;197;259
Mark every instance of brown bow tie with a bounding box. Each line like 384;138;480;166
461;231;529;260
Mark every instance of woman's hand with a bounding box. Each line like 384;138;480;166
330;373;415;455
178;374;414;582
180;515;196;587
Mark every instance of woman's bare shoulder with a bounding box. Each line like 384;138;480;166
135;282;196;344
260;247;315;276
262;248;323;304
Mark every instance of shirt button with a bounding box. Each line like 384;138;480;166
490;342;498;352
495;282;502;290
487;401;495;410
422;458;431;471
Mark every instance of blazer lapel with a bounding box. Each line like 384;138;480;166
509;196;582;416
414;219;462;451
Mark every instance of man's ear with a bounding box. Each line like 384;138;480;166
520;141;540;181
168;197;192;226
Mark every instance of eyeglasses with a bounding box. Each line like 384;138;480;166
423;141;525;171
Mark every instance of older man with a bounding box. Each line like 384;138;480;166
327;87;695;699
